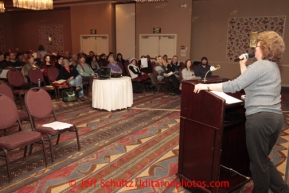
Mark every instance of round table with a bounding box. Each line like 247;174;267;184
92;76;133;111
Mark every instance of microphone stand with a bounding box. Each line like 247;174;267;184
203;70;211;82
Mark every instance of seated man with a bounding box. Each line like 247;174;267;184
76;55;96;91
154;55;180;96
167;55;181;80
194;56;211;79
21;55;39;82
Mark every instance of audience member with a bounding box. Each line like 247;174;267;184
163;54;169;66
37;44;49;58
21;55;38;82
116;53;127;75
59;59;85;101
40;55;52;85
181;59;200;80
107;56;122;74
170;55;181;72
91;55;100;72
76;55;96;91
194;56;211;79
86;51;95;64
55;55;64;70
6;52;21;67
0;52;6;69
70;54;78;67
155;55;180;96
128;58;149;81
138;55;157;89
99;53;107;66
64;51;71;59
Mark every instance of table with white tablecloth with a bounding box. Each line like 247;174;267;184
92;76;133;111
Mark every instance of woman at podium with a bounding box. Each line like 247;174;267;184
194;31;288;193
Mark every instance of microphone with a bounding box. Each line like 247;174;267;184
234;53;255;62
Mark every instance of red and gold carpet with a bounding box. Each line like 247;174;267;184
0;91;288;193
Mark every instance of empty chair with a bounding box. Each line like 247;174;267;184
28;68;56;98
0;82;29;134
6;67;30;109
24;87;81;163
0;93;48;182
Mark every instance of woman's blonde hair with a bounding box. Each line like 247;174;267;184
257;31;285;64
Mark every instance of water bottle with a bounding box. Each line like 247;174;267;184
38;79;41;87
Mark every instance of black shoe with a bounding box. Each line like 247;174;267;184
79;96;86;101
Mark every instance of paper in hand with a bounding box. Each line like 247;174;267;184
141;58;148;68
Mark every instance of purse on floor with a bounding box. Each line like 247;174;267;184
62;88;79;102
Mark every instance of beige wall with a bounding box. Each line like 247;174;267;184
191;0;289;86
70;3;115;55
135;0;192;61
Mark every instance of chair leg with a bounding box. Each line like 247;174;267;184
74;127;81;151
56;134;61;145
46;135;54;163
18;94;23;110
41;138;48;167
28;143;34;156
24;145;28;157
2;148;12;182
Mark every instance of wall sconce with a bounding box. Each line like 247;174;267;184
48;35;52;44
180;4;187;8
249;32;258;48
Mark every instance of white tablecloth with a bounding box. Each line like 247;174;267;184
92;76;133;111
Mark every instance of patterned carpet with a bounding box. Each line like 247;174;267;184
0;91;288;193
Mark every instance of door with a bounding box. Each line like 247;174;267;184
80;35;109;56
140;34;177;59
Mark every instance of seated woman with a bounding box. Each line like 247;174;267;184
90;55;100;72
155;55;180;96
40;54;52;85
116;53;127;75
182;59;201;80
128;58;149;81
107;56;122;75
58;59;85;101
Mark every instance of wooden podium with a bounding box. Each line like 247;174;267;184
177;78;251;193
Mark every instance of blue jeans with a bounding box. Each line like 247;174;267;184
68;75;84;97
246;112;289;193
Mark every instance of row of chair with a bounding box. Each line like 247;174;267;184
0;83;81;182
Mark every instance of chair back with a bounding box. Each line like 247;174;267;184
24;88;53;119
0;94;19;130
28;68;45;85
7;68;26;87
47;67;59;82
0;82;14;100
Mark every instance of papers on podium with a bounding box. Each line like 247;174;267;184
42;121;73;130
141;58;148;68
210;91;242;104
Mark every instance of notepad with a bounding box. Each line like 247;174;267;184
42;121;73;130
210;91;243;104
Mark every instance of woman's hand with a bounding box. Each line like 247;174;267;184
194;84;208;93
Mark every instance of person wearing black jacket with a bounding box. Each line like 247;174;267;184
194;56;211;79
58;59;85;101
